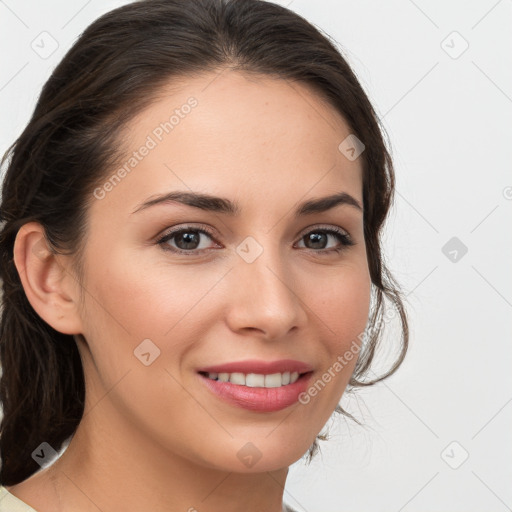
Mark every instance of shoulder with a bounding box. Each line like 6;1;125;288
0;485;40;512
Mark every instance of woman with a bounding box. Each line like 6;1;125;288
0;0;408;510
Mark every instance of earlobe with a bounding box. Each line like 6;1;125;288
13;221;84;335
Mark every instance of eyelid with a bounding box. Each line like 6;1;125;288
155;223;219;252
156;222;351;239
157;223;217;241
298;223;349;237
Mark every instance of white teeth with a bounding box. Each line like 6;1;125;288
206;371;302;387
230;372;246;385
246;373;265;387
264;373;282;388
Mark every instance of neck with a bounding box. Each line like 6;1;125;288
46;401;289;512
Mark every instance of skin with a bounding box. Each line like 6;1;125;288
9;70;371;512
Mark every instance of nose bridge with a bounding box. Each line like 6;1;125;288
226;234;307;338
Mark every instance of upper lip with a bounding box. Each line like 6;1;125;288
197;359;313;375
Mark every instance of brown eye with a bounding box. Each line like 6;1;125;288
296;227;354;254
157;226;218;254
156;224;354;256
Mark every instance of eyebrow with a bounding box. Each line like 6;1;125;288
131;190;363;216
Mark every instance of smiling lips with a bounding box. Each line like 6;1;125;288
197;359;314;412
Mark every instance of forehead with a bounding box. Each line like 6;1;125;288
91;70;363;220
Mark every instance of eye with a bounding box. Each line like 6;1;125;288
156;224;354;255
295;225;354;254
156;225;219;255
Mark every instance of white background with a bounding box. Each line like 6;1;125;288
1;1;511;511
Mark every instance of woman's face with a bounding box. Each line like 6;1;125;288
72;70;371;472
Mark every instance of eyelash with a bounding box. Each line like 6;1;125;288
156;224;355;256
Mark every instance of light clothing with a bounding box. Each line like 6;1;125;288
0;486;39;512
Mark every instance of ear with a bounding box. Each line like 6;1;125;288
13;221;84;335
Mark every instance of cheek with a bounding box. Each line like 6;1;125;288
84;245;200;331
301;265;371;403
313;263;371;347
79;250;225;372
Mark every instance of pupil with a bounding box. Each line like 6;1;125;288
307;232;326;249
177;231;199;249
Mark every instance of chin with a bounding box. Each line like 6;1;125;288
196;431;317;474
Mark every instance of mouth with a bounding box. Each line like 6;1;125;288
196;359;314;412
198;370;308;388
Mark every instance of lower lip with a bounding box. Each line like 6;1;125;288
198;372;313;412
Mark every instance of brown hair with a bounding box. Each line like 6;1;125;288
0;0;408;486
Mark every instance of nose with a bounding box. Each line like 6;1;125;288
225;242;308;341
